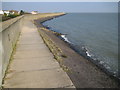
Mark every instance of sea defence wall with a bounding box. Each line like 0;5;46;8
0;13;65;87
0;16;24;87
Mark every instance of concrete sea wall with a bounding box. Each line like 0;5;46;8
0;13;66;87
0;16;24;87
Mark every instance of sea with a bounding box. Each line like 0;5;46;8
43;13;118;78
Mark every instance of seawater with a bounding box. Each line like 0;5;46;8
43;13;118;78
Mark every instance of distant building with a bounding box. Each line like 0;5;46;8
0;10;4;15
9;10;19;15
0;10;24;16
31;11;38;14
3;10;10;16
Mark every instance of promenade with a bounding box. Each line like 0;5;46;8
3;15;75;88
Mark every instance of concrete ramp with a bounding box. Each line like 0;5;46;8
3;16;75;88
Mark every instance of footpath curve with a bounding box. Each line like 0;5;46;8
3;14;75;88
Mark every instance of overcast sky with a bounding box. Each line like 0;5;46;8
2;2;118;13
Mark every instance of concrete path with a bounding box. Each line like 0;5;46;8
3;16;75;88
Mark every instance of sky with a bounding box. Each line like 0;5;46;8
2;2;118;13
1;0;120;2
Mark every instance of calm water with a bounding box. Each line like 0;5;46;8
43;13;118;77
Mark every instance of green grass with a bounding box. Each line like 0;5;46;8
2;14;20;22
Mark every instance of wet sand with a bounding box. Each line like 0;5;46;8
34;14;119;88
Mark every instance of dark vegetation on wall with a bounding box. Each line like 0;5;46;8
2;10;26;22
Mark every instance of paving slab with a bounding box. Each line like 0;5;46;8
4;69;74;88
13;50;53;59
17;44;47;51
18;40;44;45
8;57;60;71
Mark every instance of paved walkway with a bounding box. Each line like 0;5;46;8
3;16;75;88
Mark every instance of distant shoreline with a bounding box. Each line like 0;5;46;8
34;13;118;88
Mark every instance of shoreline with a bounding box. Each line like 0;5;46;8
41;14;119;81
43;24;119;80
34;13;118;88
